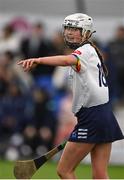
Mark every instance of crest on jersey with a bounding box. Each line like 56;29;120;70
74;50;82;55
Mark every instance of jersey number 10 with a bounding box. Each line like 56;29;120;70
97;63;107;87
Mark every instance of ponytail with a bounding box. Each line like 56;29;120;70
81;31;108;77
87;41;108;77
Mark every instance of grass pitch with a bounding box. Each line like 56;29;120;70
0;160;124;179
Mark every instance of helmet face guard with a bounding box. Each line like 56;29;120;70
63;27;83;49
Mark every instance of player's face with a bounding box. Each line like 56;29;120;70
64;27;82;44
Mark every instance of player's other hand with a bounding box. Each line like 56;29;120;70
17;59;37;72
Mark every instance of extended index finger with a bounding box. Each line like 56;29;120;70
17;60;24;65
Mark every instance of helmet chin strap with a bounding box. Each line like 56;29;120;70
65;39;82;49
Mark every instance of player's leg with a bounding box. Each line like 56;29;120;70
90;143;112;179
57;141;95;179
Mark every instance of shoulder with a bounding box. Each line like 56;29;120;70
73;44;94;58
76;44;91;52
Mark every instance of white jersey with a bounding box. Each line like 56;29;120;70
69;43;109;114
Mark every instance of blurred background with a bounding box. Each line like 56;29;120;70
0;0;124;178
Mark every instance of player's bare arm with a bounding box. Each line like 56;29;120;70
17;55;77;72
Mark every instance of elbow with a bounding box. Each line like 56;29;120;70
63;60;70;66
62;55;74;66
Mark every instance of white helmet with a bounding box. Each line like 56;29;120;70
62;13;94;49
63;13;94;34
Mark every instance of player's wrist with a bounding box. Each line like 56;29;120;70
35;58;41;64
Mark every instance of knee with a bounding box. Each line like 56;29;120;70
57;164;72;178
57;165;63;178
57;164;65;178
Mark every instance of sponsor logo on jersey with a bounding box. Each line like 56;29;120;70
73;50;82;55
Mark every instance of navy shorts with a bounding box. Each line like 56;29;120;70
68;103;124;143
